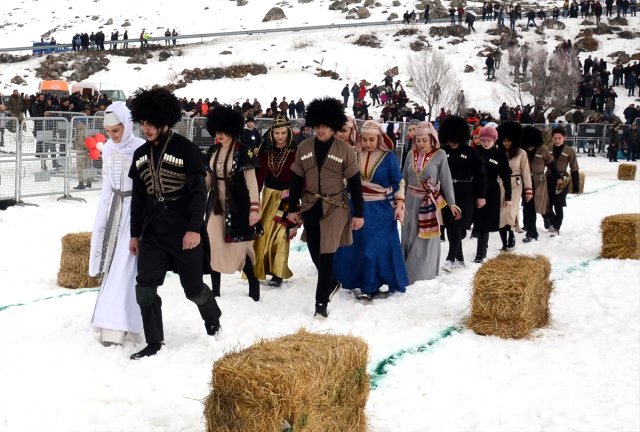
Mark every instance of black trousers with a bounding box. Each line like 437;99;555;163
522;199;538;238
545;183;567;231
475;231;489;259
302;203;338;305
445;219;466;262
136;231;221;343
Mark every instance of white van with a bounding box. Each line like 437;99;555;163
70;82;127;102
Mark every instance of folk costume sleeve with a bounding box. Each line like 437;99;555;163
568;148;580;194
184;144;208;233
129;147;147;238
437;149;456;207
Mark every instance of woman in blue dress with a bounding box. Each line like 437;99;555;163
334;120;409;300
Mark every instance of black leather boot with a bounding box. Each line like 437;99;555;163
507;229;515;249
499;227;508;251
243;256;260;302
210;271;221;297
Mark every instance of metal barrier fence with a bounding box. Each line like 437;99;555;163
3;117;623;205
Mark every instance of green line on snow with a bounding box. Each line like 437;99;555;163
565;258;600;274
369;325;462;390
0;288;99;312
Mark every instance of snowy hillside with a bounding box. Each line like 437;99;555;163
1;2;640;432
0;0;639;118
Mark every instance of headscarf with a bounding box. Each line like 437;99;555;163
342;115;360;146
102;101;143;159
413;121;440;149
266;115;294;150
357;120;392;152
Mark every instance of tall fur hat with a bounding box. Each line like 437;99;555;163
521;125;543;148
497;121;523;149
129;87;182;128
206;105;245;139
304;97;347;132
438;115;471;146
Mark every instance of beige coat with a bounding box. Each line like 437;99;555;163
500;148;532;228
290;137;360;254
529;145;553;214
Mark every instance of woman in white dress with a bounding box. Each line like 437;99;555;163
89;102;145;346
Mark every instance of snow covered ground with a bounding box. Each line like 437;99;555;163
0;154;639;432
1;1;640;431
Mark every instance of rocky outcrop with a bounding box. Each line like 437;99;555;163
263;7;286;22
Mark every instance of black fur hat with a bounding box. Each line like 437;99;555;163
206;105;245;139
304;97;347;132
497;121;523;148
438;115;471;146
521;125;543;148
129;87;182;128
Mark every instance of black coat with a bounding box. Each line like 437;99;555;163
442;144;487;228
473;146;512;232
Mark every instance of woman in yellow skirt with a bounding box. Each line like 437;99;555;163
253;116;298;287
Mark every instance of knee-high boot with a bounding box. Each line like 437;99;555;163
474;232;489;262
210;271;221;297
507;228;515;249
499;227;508;250
243;256;260;302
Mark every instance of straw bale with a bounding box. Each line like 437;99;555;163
569;171;586;194
57;232;100;289
600;213;640;259
617;163;637;181
467;254;552;339
204;329;369;432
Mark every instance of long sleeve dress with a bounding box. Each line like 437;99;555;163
401;149;456;283
89;125;145;344
206;142;262;274
252;143;297;281
334;149;409;294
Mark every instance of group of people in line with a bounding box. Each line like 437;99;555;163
86;89;581;360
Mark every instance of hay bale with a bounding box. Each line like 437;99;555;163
468;254;552;339
205;329;369;432
600;214;640;259
617;163;637;181
57;232;100;288
569;170;586;194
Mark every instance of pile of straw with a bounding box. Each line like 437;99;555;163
617;163;637;181
204;329;369;432
468;254;553;339
569;171;586;194
57;232;100;289
600;213;640;260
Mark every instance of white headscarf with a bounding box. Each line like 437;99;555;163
102;102;144;159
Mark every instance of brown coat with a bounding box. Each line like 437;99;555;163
500;148;532;228
529;145;553;214
550;144;579;175
290;137;359;254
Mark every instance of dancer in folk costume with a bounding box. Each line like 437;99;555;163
401;121;460;283
205;106;264;301
252;115;298;287
472;126;511;263
89;102;144;346
497;121;532;250
334;115;360;148
521;125;558;242
440;116;487;271
334;120;409;300
287;97;364;318
128;88;221;359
